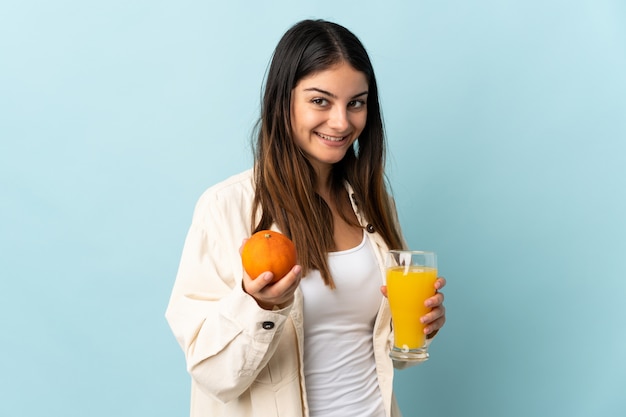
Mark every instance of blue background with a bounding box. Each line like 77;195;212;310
1;1;625;416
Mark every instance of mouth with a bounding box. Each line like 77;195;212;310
315;132;348;142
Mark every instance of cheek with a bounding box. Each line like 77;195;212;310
354;113;368;134
291;105;306;127
294;112;323;133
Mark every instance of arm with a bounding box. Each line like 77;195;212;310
165;185;292;403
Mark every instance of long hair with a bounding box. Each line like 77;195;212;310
252;19;403;287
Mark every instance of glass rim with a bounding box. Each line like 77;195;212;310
388;250;436;255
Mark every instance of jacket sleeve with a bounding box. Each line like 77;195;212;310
165;184;292;403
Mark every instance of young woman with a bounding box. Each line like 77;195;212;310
166;19;446;417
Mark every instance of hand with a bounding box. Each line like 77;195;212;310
240;239;302;310
380;276;447;338
422;276;446;338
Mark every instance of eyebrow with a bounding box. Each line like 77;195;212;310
303;87;368;99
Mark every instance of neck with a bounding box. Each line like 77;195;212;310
312;163;333;195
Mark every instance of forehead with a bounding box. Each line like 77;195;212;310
295;62;368;94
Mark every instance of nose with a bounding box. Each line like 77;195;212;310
328;106;350;132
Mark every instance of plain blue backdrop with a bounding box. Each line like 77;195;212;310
1;1;625;416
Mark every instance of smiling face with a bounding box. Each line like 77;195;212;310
290;62;369;179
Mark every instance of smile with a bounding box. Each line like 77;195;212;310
316;132;347;142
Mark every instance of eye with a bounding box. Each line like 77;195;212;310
311;98;329;106
348;99;366;109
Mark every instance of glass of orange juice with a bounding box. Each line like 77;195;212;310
386;250;438;362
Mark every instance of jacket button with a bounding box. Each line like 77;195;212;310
366;224;375;233
262;321;275;330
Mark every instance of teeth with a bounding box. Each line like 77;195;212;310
317;133;345;142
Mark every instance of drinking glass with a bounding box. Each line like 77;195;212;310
386;250;437;362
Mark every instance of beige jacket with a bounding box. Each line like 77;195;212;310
166;169;417;417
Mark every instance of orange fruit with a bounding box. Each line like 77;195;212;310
241;230;297;282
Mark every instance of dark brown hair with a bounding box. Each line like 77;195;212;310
252;19;403;287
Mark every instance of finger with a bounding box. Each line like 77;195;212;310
425;291;444;308
244;271;275;295
260;264;302;294
424;315;446;335
254;265;302;308
435;276;447;290
380;285;388;298
239;238;249;254
421;305;446;326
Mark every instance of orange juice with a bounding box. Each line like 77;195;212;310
387;266;438;350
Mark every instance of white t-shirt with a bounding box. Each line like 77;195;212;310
300;233;385;417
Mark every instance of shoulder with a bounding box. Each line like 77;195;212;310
199;169;255;200
191;169;256;228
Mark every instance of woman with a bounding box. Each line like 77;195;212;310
166;19;446;417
